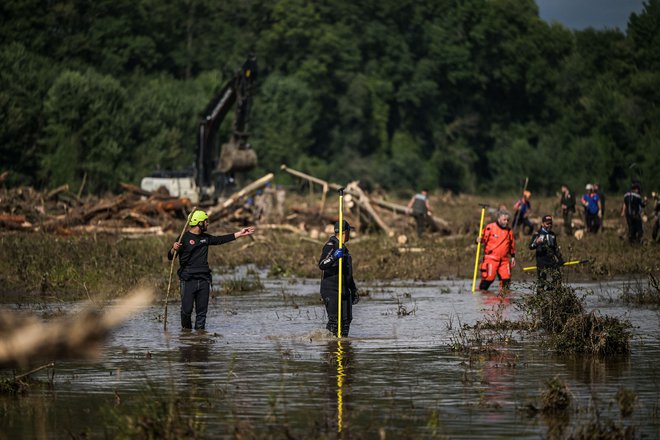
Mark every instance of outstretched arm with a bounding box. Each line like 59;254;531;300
234;226;256;238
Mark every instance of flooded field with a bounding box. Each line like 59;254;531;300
1;267;659;439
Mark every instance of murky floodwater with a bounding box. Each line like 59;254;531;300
1;268;659;439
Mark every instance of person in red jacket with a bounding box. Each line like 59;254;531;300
477;211;516;292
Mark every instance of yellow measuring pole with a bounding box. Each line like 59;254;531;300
337;188;344;338
471;206;487;293
523;260;587;271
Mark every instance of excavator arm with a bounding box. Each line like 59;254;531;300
196;57;258;198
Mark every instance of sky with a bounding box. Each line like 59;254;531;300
536;0;647;30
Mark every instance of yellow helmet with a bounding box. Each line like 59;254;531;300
189;210;209;226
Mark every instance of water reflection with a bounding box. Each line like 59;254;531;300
563;354;629;385
2;277;659;439
324;340;354;436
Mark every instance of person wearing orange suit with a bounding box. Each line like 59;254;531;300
477;211;516;292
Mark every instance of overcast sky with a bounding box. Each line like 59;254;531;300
536;0;647;30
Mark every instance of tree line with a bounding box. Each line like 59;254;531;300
1;0;658;196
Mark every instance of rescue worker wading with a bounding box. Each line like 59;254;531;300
319;220;359;336
529;215;564;291
168;210;255;330
477;211;516;292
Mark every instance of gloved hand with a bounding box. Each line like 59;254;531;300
351;291;359;305
333;248;344;259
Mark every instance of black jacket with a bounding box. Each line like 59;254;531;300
528;228;563;268
318;236;357;301
168;231;236;281
561;192;576;213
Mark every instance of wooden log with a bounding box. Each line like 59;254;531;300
345;182;394;236
372;197;451;232
0;214;31;230
46;184;69;199
207;173;274;221
64;225;165;235
280;164;330;212
120;182;154;197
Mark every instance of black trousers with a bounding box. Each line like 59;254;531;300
323;294;352;337
626;216;643;243
413;212;427;237
562;210;573;235
585;212;600;233
180;279;210;330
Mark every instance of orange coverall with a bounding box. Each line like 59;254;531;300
479;221;516;291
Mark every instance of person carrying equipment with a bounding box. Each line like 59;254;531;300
560;184;576;236
621;182;646;244
512;191;533;235
581;184;602;233
168;210;255;330
407;189;432;238
476;211;516;292
319;220;359;336
529;215;564;292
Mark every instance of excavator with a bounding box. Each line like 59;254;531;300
140;57;258;204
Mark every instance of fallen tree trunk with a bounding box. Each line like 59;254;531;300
345;182;394;236
372;197;451;233
208;173;274;221
0;288;153;368
280;164;330;212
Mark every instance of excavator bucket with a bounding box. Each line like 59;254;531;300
217;140;258;174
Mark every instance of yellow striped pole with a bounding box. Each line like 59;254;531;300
337;188;344;338
523;260;588;271
471;206;487;293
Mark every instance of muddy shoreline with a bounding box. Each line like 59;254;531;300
1;227;658;300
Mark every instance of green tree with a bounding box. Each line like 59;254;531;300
0;43;57;186
41;69;127;193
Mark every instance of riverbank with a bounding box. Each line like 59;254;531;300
1;225;658;300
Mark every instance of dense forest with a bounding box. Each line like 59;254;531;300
1;0;658;196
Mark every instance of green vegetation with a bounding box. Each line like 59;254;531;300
1;1;660;194
220;276;264;295
621;273;660;306
520;285;632;355
105;384;204;440
540;376;572;413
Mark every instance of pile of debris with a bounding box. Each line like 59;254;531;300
0;168;451;239
0;173;276;235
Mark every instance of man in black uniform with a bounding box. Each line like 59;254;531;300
319;220;359;337
529;215;564;291
168;210;255;330
621;183;646;244
560;184;576;236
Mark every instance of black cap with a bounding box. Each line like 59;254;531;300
542;215;553;224
334;220;351;233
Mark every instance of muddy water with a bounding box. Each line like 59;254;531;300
1;269;659;439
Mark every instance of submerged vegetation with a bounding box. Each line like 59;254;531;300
621;273;660;306
519;285;632;355
106;384;204;440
